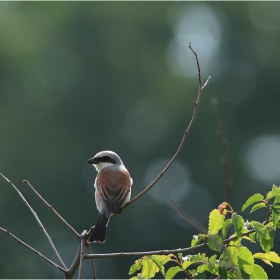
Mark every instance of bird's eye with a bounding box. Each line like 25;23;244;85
103;156;109;160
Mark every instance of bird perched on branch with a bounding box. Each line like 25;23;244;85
87;150;133;243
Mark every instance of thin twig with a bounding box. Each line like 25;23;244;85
110;44;211;219
85;244;207;259
23;180;80;238
201;76;211;91
0;227;68;274
170;201;207;234
86;243;97;279
188;42;203;86
78;230;87;279
0;173;67;270
211;97;233;204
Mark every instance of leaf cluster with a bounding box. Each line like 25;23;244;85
129;185;280;279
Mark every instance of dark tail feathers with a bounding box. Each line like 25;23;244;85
89;212;108;243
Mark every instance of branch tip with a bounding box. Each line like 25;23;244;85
110;43;211;220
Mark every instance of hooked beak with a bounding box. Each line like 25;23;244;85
87;158;99;164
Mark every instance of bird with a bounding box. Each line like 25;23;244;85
87;150;133;243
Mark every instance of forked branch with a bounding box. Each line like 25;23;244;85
0;226;67;273
0;173;67;270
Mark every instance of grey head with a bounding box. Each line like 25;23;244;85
87;150;123;172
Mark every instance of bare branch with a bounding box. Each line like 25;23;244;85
0;173;67;270
188;42;203;86
66;246;81;279
23;180;80;238
86;243;97;279
111;43;210;218
170;201;207;234
211;97;233;203
78;230;87;279
0;226;68;274
85;245;206;259
84;229;256;260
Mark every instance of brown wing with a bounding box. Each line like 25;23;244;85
96;169;131;213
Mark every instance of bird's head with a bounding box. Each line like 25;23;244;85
87;150;123;172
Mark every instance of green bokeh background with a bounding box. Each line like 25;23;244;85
1;1;280;278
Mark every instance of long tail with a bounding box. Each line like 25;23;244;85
89;212;108;243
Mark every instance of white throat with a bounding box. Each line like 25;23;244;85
94;162;114;173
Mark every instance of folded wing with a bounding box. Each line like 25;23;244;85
97;169;132;214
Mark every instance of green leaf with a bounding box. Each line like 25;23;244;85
165;266;182;279
253;251;280;267
222;218;232;238
250;264;268;279
196;264;207;273
146;256;165;275
271;205;280;227
207;234;224;252
182;260;191;270
233;269;242;279
208;209;225;234
208;254;217;267
178;253;182;262
149;254;172;265
188;269;196;276
274;195;280;203
251;221;266;237
249;232;256;243
271;204;280;209
229;237;242;247
242;193;264;212
191;233;206;247
266;190;272;200
142;258;159;279
129;259;142;275
270;184;280;199
259;228;275;253
218;267;227;279
226;271;236;279
219;247;238;270
250;202;266;213
237;247;254;275
232;213;245;238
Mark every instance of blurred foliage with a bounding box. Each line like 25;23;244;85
1;1;280;278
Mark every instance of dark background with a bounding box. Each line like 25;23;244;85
1;1;280;278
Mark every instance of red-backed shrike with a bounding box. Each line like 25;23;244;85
87;150;133;243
